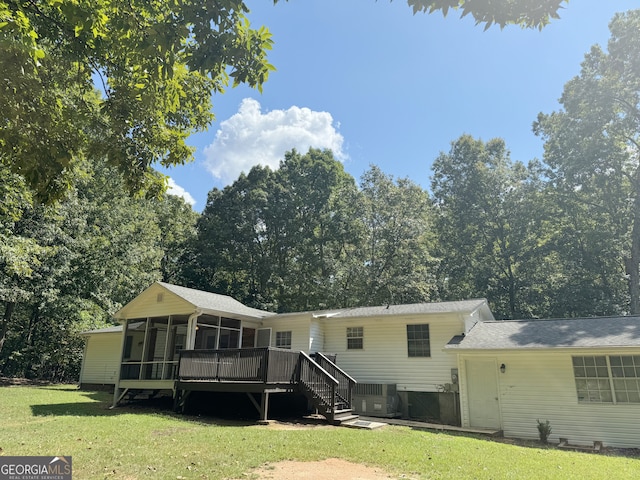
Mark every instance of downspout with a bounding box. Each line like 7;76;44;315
186;311;201;350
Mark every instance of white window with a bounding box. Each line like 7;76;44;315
609;355;640;403
347;327;363;350
572;355;640;404
275;331;292;349
407;324;430;357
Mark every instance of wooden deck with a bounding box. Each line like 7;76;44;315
173;347;356;424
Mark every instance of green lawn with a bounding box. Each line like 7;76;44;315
1;385;638;479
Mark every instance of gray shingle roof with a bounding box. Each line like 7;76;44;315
79;325;123;335
313;299;490;319
158;282;275;319
446;316;640;350
158;282;274;318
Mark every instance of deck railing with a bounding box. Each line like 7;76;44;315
298;351;338;415
177;348;353;421
178;347;299;383
314;352;356;408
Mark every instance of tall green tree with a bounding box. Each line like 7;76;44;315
187;165;275;309
534;10;640;314
188;149;361;312
0;159;169;380
267;149;360;311
354;166;439;306
153;195;199;284
0;165;43;354
431;135;552;319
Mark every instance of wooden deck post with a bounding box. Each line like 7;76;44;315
260;392;270;423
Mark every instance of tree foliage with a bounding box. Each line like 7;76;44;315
186;151;440;312
0;0;275;202
432;135;549;318
405;0;567;29
0;159;196;381
355;166;438;306
534;10;640;314
186;149;361;312
0;0;577;204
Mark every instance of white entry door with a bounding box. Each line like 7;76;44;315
465;359;501;429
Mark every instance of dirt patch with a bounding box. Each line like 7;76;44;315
245;458;406;480
257;416;334;430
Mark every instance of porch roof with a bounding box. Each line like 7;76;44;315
158;282;275;319
79;325;123;336
445;316;640;351
114;282;276;321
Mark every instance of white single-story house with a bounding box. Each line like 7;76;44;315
80;282;493;424
446;316;640;448
79;282;640;448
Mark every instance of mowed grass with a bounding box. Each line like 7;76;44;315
1;385;638;479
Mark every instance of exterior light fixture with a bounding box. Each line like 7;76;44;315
500;363;506;373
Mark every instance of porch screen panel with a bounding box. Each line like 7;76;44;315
120;319;146;380
143;317;169;380
165;315;189;379
219;317;241;349
195;315;220;350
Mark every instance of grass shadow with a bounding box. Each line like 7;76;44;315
403;424;640;459
31;402;122;417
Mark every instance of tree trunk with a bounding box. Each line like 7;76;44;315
629;178;640;314
0;301;16;355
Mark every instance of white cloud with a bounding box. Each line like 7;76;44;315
166;178;196;206
203;98;346;184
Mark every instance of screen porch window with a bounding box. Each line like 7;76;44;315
572;355;640;404
406;324;430;357
195;315;241;350
346;327;363;350
120;315;189;381
275;331;292;349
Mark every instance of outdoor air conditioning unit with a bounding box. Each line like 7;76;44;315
353;383;399;418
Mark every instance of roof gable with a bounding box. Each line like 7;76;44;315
446;316;640;350
115;282;274;320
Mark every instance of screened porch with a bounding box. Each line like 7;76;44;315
118;313;267;383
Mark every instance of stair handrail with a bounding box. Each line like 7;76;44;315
314;352;356;383
298;351;339;418
315;352;356;408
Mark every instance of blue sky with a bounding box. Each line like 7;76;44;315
163;1;634;210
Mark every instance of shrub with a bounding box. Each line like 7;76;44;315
537;419;552;444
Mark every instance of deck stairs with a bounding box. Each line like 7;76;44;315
298;352;358;425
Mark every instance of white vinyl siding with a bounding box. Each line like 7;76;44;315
458;350;640;448
323;314;464;392
80;333;122;385
263;315;311;352
309;320;324;354
118;284;194;318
